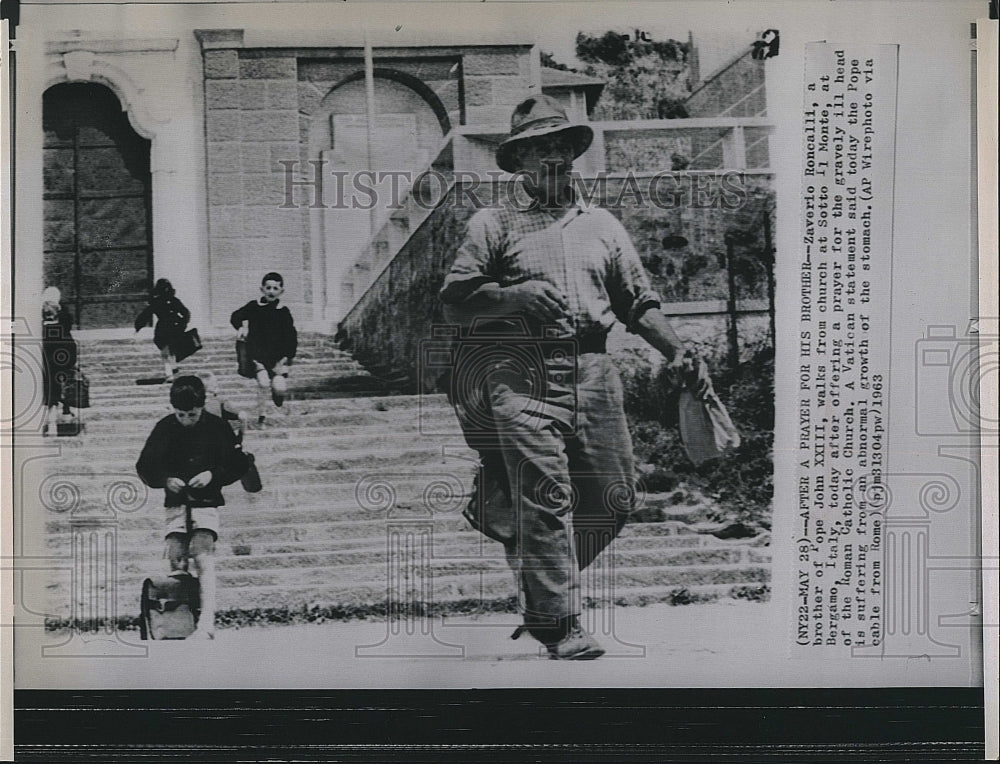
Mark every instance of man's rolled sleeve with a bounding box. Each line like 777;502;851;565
440;210;500;305
607;217;662;332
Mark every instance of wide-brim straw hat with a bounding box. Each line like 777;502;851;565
495;95;594;173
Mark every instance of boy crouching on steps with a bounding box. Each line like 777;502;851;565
136;376;248;640
230;272;298;427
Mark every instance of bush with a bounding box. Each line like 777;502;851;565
617;339;774;530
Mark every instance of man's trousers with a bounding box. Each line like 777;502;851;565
482;351;636;625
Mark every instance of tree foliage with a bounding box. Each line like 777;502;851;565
554;31;694;120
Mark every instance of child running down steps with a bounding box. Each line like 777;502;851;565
229;272;298;427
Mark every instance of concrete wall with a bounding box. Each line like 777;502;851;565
461;45;537;126
686;51;766;118
583;174;775;302
337;184;477;390
197;35;537;328
337;176;776;393
199;36;310;325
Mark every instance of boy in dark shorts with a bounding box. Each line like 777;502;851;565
230;272;298;426
136;376;248;640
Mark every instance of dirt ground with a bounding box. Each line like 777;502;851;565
16;600;956;689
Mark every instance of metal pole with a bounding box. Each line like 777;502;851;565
724;235;740;370
762;207;776;351
363;29;377;236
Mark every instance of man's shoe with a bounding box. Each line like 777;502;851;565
545;624;605;660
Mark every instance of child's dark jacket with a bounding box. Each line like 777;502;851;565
229;298;297;368
136;411;248;507
135;295;190;350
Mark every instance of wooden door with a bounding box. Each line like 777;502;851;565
43;83;153;328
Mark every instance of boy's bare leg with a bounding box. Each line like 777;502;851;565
43;404;58;434
161;347;177;380
271;366;287;408
165;534;188;573
254;368;270;423
189;529;216;638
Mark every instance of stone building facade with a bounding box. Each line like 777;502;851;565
15;6;771;343
195;31;541;326
15;7;554;333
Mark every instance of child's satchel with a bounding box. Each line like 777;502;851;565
240;452;263;493
170;328;202;363
139;505;201;640
139;572;200;640
60;370;90;409
236;338;255;378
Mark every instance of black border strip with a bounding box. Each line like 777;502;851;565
14;687;986;762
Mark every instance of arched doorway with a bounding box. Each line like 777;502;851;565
311;71;448;321
43;82;153;328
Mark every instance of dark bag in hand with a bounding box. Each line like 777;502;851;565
678;389;741;466
56;416;84;436
61;371;90;409
240;452;263;493
236;338;255;378
170;328;202;363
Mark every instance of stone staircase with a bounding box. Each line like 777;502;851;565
39;333;770;630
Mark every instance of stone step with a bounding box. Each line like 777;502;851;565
42;445;472;480
78;359;357;380
62;412;459;435
79;342;352;362
77;334;340;354
81;364;375;388
58;419;462;440
39;473;708;532
47;527;721;559
49;523;758;563
85;432;466;460
73;391;438;416
37;468;715;526
41;450;472;486
99;544;761;579
237;560;770;591
68;392;448;415
43;562;771;616
36;466;476;504
80;347;357;365
49;419;466;451
81;367;370;388
44;514;737;560
45;512;720;548
34;334;771;626
48;420;465;447
44;582;770;631
43;441;463;464
65;410;460;435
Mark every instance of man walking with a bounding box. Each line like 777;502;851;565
440;95;710;660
